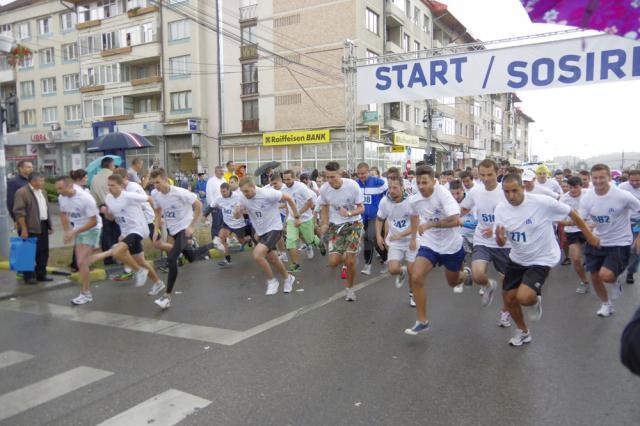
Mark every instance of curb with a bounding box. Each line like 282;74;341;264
0;268;107;302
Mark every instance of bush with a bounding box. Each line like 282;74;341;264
44;181;58;203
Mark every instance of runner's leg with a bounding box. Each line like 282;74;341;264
410;256;434;323
253;243;275;279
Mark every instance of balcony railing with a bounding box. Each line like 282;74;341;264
242;118;259;132
241;81;258;96
239;4;257;21
240;44;258;60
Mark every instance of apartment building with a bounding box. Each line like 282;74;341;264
0;0;221;175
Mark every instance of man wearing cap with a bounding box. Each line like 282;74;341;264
523;169;560;199
536;165;563;196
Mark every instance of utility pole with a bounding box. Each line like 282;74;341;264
343;40;357;172
0;34;15;259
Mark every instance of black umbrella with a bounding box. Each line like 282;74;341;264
254;161;281;177
87;132;154;153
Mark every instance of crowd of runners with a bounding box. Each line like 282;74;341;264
54;159;640;347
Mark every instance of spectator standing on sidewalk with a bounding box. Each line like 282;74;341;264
7;160;33;225
91;157;120;265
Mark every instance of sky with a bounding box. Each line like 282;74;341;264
441;0;640;161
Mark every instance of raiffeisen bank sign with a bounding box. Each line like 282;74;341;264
357;34;640;104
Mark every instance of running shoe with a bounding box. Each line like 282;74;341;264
135;268;149;288
596;303;615;317
575;282;590;294
626;273;635;284
283;274;295;293
607;280;623;300
409;292;416;307
340;265;347;279
404;321;430;336
213;237;225;252
361;264;372;276
306;245;314;260
478;286;485;296
528;296;542;321
148;281;166;296
319;242;327;256
218;259;232;267
561;258;571;266
498;311;512;328
278;252;289;263
380;263;389;275
112;271;134;282
71;292;93;305
481;279;497;307
266;278;279;295
345;287;356;302
395;265;407;289
509;329;532;347
453;283;464;294
154;296;171;310
288;263;302;273
463;267;473;287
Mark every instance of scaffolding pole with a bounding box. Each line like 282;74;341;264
343;39;357;172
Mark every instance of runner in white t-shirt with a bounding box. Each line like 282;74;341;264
535;166;563;196
619;170;640;284
405;166;465;336
449;179;475;294
460;160;512;327
211;182;254;267
319;162;364;302
578;164;640;318
150;168;203;310
495;173;598;346
265;175;290;262
522;169;560;199
56;177;103;306
559;176;591;294
236;177;298;295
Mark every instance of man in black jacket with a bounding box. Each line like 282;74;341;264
621;306;640;376
6;160;33;223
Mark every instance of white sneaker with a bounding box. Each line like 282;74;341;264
497;311;512;327
345;288;356;302
148;281;166;296
298;244;308;251
607;280;623;300
124;265;132;273
596;303;615;317
395;265;407;289
463;266;473;286
283;274;295;293
453;283;464;294
278;252;289;263
509;329;532;347
213;237;225;251
135;268;149;287
154;296;171;310
478;286;485;296
528;296;542;321
576;282;590;294
481;279;497;307
266;278;279;295
380;263;389;274
306;245;314;260
71;292;93;305
361;264;372;275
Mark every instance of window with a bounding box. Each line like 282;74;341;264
79;35;100;55
41;77;56;94
62;43;77;61
413;41;420;51
423;14;430;34
368;103;377;112
473;101;481;116
365;9;378;35
83;100;93;119
171;91;191;111
405;1;411;18
93;99;103;117
18;54;33;68
21;109;36;126
99;63;120;84
494;106;502;119
389;102;401;120
38;17;52;35
413;7;420;26
127;0;148;10
63;74;80;91
414;107;421;125
16;22;30;40
241;62;258;95
403;34;410;52
98;0;119;19
243;99;259;120
64;105;81;121
82;67;97;86
404;104;411;122
494;122;502;136
0;24;11;35
61;12;76;31
169;55;191;76
77;5;91;23
365;50;378;65
121;26;141;46
39;48;55;66
241;25;256;44
20;81;35;98
42;106;57;124
169;19;190;41
443;117;455;135
103;97;113;116
141;23;154;43
102;31;117;50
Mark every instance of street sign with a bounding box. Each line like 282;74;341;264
363;110;379;123
188;118;198;132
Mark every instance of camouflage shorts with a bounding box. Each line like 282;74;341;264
326;221;363;255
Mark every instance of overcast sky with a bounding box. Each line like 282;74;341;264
442;0;640;161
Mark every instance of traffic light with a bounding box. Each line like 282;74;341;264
1;95;18;132
423;147;436;165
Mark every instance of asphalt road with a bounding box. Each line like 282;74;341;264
0;248;639;425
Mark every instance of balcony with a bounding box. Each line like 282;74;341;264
131;75;162;86
242;118;259;132
76;19;101;30
239;4;257;21
0;68;16;84
80;84;105;93
240;44;258;61
127;5;159;18
241;81;258;97
103;114;134;121
101;46;133;57
385;1;405;27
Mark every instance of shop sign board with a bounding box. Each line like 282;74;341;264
390;145;405;153
263;130;330;146
393;133;420;148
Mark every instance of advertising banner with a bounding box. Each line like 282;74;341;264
263;130;330;146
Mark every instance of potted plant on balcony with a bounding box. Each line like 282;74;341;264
127;6;141;17
5;45;32;67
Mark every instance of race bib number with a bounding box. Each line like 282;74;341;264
510;231;527;243
592;215;610;224
116;216;127;225
393;219;408;229
481;213;495;223
363;195;372;205
223;208;233;216
165;210;177;219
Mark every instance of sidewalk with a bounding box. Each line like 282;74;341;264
0;269;73;301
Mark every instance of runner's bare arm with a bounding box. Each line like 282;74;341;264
569;210;600;247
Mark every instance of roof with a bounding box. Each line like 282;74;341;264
423;0;478;44
516;107;535;123
0;0;37;14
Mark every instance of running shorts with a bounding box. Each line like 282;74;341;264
584;244;630;277
258;230;282;251
122;233;144;255
565;231;586;246
326;221;363;255
503;259;550;296
387;245;417;263
417;245;465;272
471;245;510;275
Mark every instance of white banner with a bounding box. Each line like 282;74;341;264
357;35;640;104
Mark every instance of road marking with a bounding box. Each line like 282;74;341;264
0;366;113;422
97;389;211;426
0;274;388;346
0;351;34;369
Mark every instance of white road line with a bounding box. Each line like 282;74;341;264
0;366;113;422
0;351;34;369
97;389;211;426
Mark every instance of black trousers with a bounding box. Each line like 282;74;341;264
100;213;121;265
22;220;49;281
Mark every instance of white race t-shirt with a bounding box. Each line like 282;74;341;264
239;187;283;236
105;191;149;238
579;185;640;246
377;196;413;247
495;193;571;267
206;176;225;207
409;184;462;254
539;178;563;195
281;181;314;222
211;192;246;229
319;179;364;225
151;186;197;235
559;189;586;233
59;189;102;231
529;184;559;199
460;184;508;248
619;181;640;221
126;181;154;224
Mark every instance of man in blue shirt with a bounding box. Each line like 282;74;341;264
194;173;207;203
356;162;388;275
